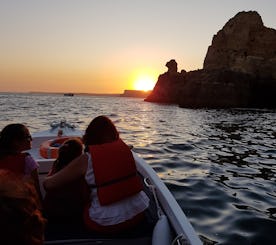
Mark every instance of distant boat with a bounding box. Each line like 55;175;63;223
64;93;74;96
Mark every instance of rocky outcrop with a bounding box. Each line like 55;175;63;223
178;70;251;108
204;11;276;79
145;11;276;108
145;59;183;103
145;67;258;108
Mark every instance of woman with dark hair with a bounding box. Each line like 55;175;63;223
0;123;42;203
83;115;119;146
43;115;149;234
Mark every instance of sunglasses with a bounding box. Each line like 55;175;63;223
25;135;33;141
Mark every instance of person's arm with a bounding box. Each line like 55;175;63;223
30;169;43;205
43;153;88;191
24;155;43;205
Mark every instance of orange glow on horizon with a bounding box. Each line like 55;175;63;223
0;62;160;94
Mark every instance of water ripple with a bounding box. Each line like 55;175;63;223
1;93;276;245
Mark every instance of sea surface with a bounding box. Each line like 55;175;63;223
1;93;276;245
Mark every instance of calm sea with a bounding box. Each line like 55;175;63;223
1;93;276;245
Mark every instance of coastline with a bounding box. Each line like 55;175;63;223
0;90;152;98
0;91;121;97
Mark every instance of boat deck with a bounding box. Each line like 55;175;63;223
44;216;153;245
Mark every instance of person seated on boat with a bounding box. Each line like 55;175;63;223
47;138;83;175
43;115;150;235
0;169;46;245
43;138;89;226
0;123;43;204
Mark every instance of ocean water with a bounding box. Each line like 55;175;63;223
0;92;276;245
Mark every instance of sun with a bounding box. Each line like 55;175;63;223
133;76;156;91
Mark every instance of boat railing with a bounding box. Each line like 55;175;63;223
50;120;76;130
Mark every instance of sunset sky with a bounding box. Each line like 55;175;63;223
1;0;275;93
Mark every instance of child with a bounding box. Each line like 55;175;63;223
43;138;89;227
48;138;83;175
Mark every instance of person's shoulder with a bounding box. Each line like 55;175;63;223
23;152;34;159
20;152;32;161
24;153;39;170
70;153;88;166
24;153;37;162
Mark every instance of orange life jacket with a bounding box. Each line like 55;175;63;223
0;153;26;175
89;139;143;205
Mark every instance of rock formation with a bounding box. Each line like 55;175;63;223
145;59;184;103
145;11;276;108
121;90;151;98
204;11;276;79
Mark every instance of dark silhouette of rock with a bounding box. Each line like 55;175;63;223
145;11;276;108
166;59;178;74
145;59;183;103
178;69;251;108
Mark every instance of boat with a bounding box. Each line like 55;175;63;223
29;120;202;245
64;93;74;96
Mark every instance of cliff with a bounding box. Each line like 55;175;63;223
145;11;276;108
204;11;276;79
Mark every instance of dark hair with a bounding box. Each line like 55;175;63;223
0;170;46;244
52;138;83;173
0;123;28;157
83;116;119;147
